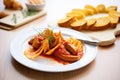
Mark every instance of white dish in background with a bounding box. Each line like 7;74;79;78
26;0;45;11
10;27;98;72
26;3;45;11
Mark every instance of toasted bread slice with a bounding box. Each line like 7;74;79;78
66;11;85;20
57;17;76;27
90;17;110;31
106;6;117;12
108;15;119;28
96;4;106;13
84;8;95;15
85;18;96;30
72;9;87;16
70;9;88;16
85;4;98;14
71;19;87;30
109;11;120;21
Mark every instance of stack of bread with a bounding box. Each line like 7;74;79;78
58;4;120;31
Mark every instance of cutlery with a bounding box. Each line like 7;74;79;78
69;36;100;46
77;38;99;46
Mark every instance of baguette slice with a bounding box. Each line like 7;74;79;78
85;18;96;30
72;9;87;17
96;4;106;13
90;17;110;31
57;17;76;27
108;15;119;28
84;8;95;15
71;19;87;30
70;9;88;16
106;6;117;12
85;5;98;14
109;11;120;21
66;12;85;20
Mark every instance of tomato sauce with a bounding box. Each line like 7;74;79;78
40;53;72;65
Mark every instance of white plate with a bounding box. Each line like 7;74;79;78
10;27;98;72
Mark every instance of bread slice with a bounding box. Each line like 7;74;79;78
57;17;76;27
85;5;98;14
72;9;87;17
66;12;85;20
96;4;106;13
71;19;87;30
106;6;117;12
85;18;96;30
84;8;95;15
108;15;119;28
109;11;120;21
90;17;110;31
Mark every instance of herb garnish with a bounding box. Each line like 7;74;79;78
11;14;17;24
48;36;54;46
33;28;55;47
21;10;38;18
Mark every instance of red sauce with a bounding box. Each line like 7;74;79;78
39;51;84;65
40;53;72;65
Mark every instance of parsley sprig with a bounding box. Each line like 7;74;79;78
21;10;38;18
11;14;17;24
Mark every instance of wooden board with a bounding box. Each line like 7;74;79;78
49;22;120;46
0;10;46;27
49;13;120;46
81;23;120;46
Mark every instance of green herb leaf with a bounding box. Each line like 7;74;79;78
11;14;17;24
48;36;54;46
33;28;55;47
21;10;38;18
